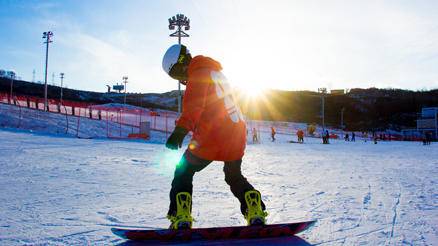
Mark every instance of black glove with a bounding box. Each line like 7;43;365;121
166;126;188;150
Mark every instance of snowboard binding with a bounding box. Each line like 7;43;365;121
167;192;193;229
244;190;268;226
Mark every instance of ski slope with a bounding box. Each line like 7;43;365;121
0;128;436;245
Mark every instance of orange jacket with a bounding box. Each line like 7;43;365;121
176;56;246;161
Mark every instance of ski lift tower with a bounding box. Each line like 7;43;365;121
168;14;190;114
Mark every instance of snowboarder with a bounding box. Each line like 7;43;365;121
270;126;276;142
162;44;267;229
351;132;355;142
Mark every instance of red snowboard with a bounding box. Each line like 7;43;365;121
112;220;316;242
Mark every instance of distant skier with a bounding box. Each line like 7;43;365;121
270;126;276;142
162;44;267;229
427;132;432;145
373;132;378;144
297;129;304;143
344;133;349;141
252;127;259;144
323;130;330;144
351;132;355;142
423;132;432;145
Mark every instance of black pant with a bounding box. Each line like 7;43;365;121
168;150;265;216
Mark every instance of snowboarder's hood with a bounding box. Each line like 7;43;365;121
188;55;222;74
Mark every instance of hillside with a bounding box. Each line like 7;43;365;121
2;77;437;130
236;88;438;131
0;77;178;110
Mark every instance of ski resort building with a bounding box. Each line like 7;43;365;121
0;69;16;79
417;107;438;140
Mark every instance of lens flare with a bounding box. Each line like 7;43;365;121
153;148;184;176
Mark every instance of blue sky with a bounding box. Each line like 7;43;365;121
1;0;438;93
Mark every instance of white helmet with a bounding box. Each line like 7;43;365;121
162;44;191;76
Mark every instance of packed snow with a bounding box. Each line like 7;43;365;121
0;121;436;245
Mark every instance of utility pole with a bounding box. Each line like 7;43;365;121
318;88;327;131
168;14;190;114
9;72;15;104
435;108;438;140
341;107;345;130
60;73;64;104
42;31;53;111
123;76;128;104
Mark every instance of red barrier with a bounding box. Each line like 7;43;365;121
1;92;415;142
0;93;181;139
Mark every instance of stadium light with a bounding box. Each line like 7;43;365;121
168;13;190;114
60;73;64;105
341;107;345;130
9;72;15;104
318;88;327;131
123;76;128;104
42;31;53;111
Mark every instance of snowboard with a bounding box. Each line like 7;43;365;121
112;220;316;242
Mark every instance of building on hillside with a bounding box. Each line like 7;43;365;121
417;107;438;140
330;89;345;95
0;69;16;79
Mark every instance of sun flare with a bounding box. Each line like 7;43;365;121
240;84;266;99
246;87;264;98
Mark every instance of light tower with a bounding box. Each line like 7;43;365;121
318;87;327;131
9;72;15;104
341;107;345;130
42;31;53;111
123;76;128;104
60;73;64;104
168;14;190;114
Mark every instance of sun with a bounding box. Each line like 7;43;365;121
239;84;266;99
245;86;264;98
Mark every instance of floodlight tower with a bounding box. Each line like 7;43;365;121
123;76;128;104
341;107;345;130
9;72;15;104
60;73;64;104
168;14;190;114
43;31;53;111
318;88;327;131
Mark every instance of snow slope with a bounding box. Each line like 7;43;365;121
0;103;168;141
0;128;436;245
